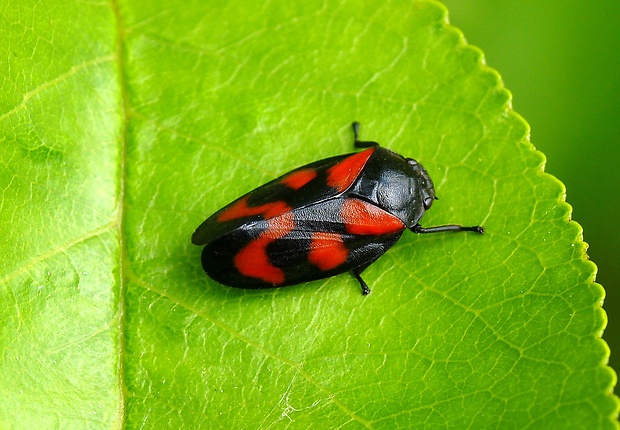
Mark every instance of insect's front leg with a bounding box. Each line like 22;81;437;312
412;224;484;234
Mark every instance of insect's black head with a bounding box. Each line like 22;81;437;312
351;147;438;229
407;158;436;210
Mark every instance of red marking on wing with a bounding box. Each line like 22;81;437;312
218;196;291;222
308;232;349;271
234;213;295;284
326;148;374;192
280;168;317;190
341;199;405;235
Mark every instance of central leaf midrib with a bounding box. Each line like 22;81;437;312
111;0;129;427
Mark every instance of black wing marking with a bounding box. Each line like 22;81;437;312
200;197;404;289
192;149;376;246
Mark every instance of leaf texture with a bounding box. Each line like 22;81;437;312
0;0;617;428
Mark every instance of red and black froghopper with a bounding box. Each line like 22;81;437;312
192;123;483;295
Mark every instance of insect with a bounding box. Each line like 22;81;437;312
192;122;484;295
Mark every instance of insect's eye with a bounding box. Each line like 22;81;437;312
423;196;434;209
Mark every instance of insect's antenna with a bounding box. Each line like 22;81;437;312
352;122;380;148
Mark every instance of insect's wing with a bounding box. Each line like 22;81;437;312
200;197;406;289
192;148;376;245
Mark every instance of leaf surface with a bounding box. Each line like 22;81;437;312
1;0;617;428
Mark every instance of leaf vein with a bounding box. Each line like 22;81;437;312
0;55;114;124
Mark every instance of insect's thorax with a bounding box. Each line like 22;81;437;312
349;147;436;228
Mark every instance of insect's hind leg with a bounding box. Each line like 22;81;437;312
352;122;380;149
351;268;371;295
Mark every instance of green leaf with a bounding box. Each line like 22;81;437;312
1;0;618;428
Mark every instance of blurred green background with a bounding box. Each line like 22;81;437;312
441;0;620;371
